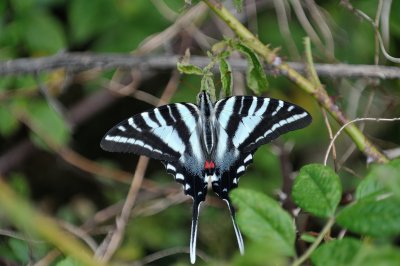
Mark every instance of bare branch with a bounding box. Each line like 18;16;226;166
1;53;400;79
324;117;400;166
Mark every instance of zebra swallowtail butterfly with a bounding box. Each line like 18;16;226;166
100;91;311;263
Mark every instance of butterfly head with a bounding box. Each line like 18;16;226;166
197;90;214;114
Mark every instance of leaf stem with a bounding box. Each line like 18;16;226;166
292;216;335;266
202;0;388;163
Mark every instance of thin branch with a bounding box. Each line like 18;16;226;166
95;156;149;261
58;221;98;252
292;217;335;266
340;0;400;63
1;53;400;79
0;229;44;244
324;117;400;166
131;247;211;266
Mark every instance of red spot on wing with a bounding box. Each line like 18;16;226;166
204;160;215;170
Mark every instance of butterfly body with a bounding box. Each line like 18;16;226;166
101;91;311;263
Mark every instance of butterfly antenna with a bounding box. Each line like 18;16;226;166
190;199;202;264
224;199;244;255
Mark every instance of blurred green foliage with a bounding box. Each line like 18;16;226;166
0;0;399;265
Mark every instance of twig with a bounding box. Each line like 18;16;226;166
291;217;335;266
304;37;337;170
95;156;149;261
58;221;98;252
290;0;327;59
0;229;44;243
340;0;400;63
131;247;211;266
324;117;400;166
273;0;300;60
1;53;400;79
202;0;389;163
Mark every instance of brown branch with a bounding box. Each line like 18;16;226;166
1;53;400;79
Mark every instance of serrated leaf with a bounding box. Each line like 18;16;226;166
219;57;233;97
311;237;400;266
356;159;400;200
336;195;400;237
292;164;342;218
311;238;362;266
231;188;295;256
233;43;268;94
176;62;204;75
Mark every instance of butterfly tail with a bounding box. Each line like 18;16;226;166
190;199;202;264
224;198;244;255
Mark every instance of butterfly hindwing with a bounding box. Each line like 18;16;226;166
164;161;207;264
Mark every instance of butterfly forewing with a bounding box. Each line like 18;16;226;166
101;103;200;161
214;96;312;153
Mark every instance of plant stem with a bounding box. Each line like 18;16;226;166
292;217;335;266
202;0;388;163
0;177;105;266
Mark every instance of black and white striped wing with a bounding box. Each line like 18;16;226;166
213;95;312;192
215;96;312;153
101;103;199;161
211;96;312;254
100;103;208;264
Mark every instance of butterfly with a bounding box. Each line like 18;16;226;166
101;90;312;263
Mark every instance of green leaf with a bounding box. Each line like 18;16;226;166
292;164;342;218
68;0;117;44
56;257;80;266
336;195;400;237
231;188;295;256
362;246;400;266
356;159;400;200
233;42;268;94
12;99;69;148
311;238;362;266
219;57;233;97
9;172;30;198
20;11;66;53
232;241;287;266
0;106;19;137
311;238;400;266
9;239;29;263
176;62;204;75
